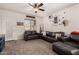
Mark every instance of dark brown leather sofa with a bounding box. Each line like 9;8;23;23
24;31;62;43
24;31;42;41
42;31;65;43
24;31;65;42
42;31;58;43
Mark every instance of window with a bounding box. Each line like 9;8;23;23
24;19;36;30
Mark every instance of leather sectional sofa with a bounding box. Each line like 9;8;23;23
24;31;63;42
24;31;79;55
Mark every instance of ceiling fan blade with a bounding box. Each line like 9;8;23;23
39;9;45;11
28;3;34;7
38;3;43;7
34;3;37;8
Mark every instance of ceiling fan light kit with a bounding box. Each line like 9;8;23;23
33;8;38;13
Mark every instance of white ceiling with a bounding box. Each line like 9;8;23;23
0;3;76;16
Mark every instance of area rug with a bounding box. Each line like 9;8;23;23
1;39;57;55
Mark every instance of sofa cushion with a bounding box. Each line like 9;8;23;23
42;35;58;43
32;31;37;34
24;31;32;35
46;31;52;37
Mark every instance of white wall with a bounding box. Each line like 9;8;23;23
40;4;79;34
0;9;26;41
1;4;79;41
35;16;44;33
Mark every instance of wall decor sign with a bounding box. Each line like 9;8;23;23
49;11;69;26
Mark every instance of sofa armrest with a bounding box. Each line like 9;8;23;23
24;34;29;39
61;36;71;42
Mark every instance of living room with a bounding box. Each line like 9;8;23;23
0;3;79;55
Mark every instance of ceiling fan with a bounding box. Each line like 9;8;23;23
28;3;45;13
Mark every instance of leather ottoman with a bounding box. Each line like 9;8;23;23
64;42;79;49
52;42;79;55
